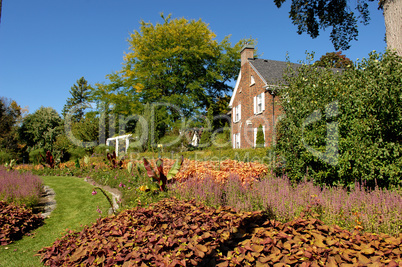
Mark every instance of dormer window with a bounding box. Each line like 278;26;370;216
250;75;255;86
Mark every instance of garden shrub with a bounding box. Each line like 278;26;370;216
93;144;114;156
0;150;13;164
156;134;185;152
67;146;88;161
211;132;231;149
29;148;45;164
129;148;269;164
276;51;402;188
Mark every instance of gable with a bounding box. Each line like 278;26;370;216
228;70;241;108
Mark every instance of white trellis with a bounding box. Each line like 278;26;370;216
106;134;133;157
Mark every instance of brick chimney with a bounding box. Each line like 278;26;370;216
240;44;254;66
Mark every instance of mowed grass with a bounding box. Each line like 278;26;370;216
0;176;111;267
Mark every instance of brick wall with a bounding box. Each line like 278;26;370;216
231;60;282;149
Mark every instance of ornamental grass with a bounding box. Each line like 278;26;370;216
0;166;43;208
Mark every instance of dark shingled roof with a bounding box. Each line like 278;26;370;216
248;58;302;85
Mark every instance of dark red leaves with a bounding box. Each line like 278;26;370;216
0;201;44;245
106;152;123;169
40;151;55;169
37;198;402;266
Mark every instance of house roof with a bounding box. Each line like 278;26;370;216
229;58;299;108
228;57;342;108
248;58;301;86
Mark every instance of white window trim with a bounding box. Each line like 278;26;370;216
233;104;241;123
250;75;255;86
253;92;265;115
233;133;241;149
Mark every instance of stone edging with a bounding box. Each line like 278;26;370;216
38;185;57;218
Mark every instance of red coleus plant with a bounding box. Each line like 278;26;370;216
143;155;183;191
0;201;44;245
106;152;123;169
40;151;55;169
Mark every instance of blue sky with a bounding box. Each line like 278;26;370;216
0;0;386;115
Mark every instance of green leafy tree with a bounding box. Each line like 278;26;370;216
0;98;22;157
19;107;62;152
276;50;402;188
199;107;213;149
256;124;265;148
115;13;254;118
133;103;152;152
72;111;99;143
273;0;401;54
315;51;354;69
210;95;231;130
62;77;93;122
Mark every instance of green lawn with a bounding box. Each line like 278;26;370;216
0;176;111;267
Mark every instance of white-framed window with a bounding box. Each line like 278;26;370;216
233;104;241;123
254;126;266;148
253;92;265;114
250;75;255;86
233;133;241;148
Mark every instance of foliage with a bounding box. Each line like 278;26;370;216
29;148;45;164
206;94;232;131
67;146;88;162
0;201;44;246
37;198;267;266
69;111;100;149
273;0;377;50
218;216;402;266
0;167;43;208
37;197;402;266
0;150;13;165
40;151;56;169
123;13;253;115
62;77;93;122
133;102;153;152
154;134;185;153
19;106;62;152
143;156;184;191
92;14;255;132
106;151;123;169
276;51;402;188
0;175;111;267
53;134;74;161
171;173;402;236
315;51;354;69
93;144;112;156
256;124;265;148
0;97;22;154
199;107;213;149
4;159;16;170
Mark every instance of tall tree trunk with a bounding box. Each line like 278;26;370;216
0;0;3;24
383;0;402;56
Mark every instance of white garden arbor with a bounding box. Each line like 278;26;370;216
106;134;133;157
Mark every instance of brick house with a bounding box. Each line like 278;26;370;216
229;45;300;149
